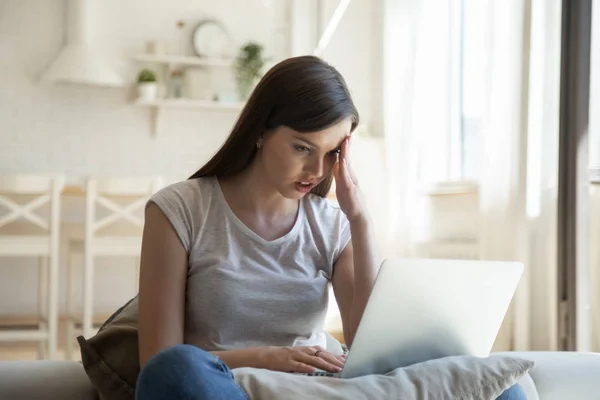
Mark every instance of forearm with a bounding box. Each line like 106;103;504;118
347;215;381;346
210;347;266;370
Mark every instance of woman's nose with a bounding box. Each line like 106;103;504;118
305;157;324;178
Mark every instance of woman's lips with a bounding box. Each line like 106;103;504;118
295;181;315;193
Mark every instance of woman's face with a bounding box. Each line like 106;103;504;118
258;118;352;200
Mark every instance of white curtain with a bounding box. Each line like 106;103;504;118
381;0;421;257
522;0;563;351
382;0;455;257
590;2;600;353
462;0;565;352
478;0;532;352
382;0;563;351
478;0;564;352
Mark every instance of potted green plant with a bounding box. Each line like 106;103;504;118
136;68;158;101
235;42;266;101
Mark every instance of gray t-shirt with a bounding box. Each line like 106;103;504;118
147;176;351;351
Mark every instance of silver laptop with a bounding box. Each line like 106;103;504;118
309;258;523;379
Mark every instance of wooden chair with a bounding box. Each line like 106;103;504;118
0;174;65;360
64;176;164;360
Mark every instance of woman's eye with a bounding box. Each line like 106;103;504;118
294;145;310;153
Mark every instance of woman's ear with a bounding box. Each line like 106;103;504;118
261;127;276;140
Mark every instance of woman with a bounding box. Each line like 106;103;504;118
135;56;526;400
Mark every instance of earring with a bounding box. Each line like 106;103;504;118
256;138;263;149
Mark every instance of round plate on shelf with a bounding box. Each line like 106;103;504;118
192;20;233;59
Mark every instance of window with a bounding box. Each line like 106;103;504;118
457;0;486;181
415;0;485;185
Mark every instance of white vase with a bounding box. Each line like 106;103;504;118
137;83;158;101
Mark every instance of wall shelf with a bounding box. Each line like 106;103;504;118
134;54;234;68
133;53;241;136
134;98;243;110
134;98;244;136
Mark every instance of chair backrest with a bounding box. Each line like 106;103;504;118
84;176;165;236
0;174;65;234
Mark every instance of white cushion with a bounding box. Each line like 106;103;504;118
233;354;534;400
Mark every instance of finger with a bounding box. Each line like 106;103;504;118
334;139;350;186
333;161;341;183
318;352;345;369
348;163;359;185
296;352;342;373
290;361;316;373
343;156;358;185
345;136;359;185
308;347;345;368
345;136;351;163
339;154;353;188
297;348;338;371
301;347;344;369
340;137;349;164
304;346;323;355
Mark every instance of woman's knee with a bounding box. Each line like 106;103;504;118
136;345;214;395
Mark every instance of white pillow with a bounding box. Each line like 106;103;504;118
233;354;534;400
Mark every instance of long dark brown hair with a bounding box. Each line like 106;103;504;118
188;55;359;197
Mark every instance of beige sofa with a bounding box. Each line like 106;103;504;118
0;351;599;399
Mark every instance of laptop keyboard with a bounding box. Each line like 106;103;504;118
304;371;336;377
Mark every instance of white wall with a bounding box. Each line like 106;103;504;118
288;0;382;136
0;0;383;315
319;0;383;136
0;0;276;185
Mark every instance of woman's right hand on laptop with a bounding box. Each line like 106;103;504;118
257;346;345;374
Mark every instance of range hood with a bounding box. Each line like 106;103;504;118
41;0;124;87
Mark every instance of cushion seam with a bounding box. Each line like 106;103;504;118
78;335;136;396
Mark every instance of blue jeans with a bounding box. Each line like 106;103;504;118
135;344;249;400
136;344;526;400
497;383;527;400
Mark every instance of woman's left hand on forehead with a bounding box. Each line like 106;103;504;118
333;136;367;222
